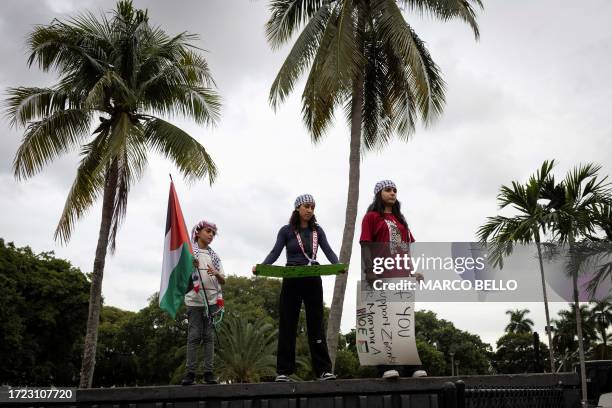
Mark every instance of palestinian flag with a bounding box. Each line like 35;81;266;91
159;181;193;318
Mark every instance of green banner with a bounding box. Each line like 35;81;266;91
255;263;348;278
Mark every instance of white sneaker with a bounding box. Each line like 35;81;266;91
275;374;294;382
412;370;428;378
382;369;400;379
318;372;336;381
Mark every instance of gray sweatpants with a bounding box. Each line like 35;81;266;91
186;304;218;373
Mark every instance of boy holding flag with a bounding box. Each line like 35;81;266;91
181;220;226;385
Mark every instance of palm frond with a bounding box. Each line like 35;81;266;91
144;84;221;126
143;117;217;184
5;86;82;128
107;121;148;252
375;0;445;122
399;0;482;39
266;0;328;48
85;69;133;110
301;6;346;140
381;39;417;140
55;132;109;244
27;17;110;74
13;108;92;180
270;5;331;109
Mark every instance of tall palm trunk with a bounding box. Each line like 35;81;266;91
326;74;364;369
535;238;555;372
569;236;588;406
79;160;118;388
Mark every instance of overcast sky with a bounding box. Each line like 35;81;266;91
1;0;611;349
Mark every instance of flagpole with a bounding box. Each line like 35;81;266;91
193;260;220;343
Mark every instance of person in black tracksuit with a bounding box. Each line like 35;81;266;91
253;194;343;382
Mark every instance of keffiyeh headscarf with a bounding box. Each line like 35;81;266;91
294;194;315;209
191;220;222;272
374;180;396;195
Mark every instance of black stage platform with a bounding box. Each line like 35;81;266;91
3;373;581;408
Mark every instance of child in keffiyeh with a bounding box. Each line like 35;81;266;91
181;220;225;386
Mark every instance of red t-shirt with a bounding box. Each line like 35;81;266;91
359;212;415;243
360;211;415;278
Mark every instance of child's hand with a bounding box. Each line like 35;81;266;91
207;266;217;276
193;258;199;268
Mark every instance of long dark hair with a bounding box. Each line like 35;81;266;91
367;192;409;229
289;210;318;231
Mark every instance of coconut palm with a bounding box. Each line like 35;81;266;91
266;0;482;366
5;1;221;387
505;309;535;334
215;316;278;383
543;163;610;405
477;160;557;372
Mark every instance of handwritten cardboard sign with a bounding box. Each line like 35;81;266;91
356;280;422;366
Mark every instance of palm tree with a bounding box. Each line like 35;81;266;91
558;304;598;346
544;163;610;405
551;303;598;372
477;160;557;372
591;297;612;359
5;1;221;387
215;316;278;383
505;309;535;334
551;315;577;372
583;202;612;296
266;0;482;366
592;201;612;240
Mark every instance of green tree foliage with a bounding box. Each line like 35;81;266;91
94;306;138;386
335;329;377;378
0;239;89;386
592;297;612;359
551;302;612;370
215;316;277;383
415;339;446;375
492;332;550;374
94;294;188;387
415;310;492;375
504;309;535;334
222;276;282;324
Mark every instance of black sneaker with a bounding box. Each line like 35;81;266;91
181;372;196;386
203;372;218;384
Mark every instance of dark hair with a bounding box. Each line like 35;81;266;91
289;210;318;231
367;192;408;229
